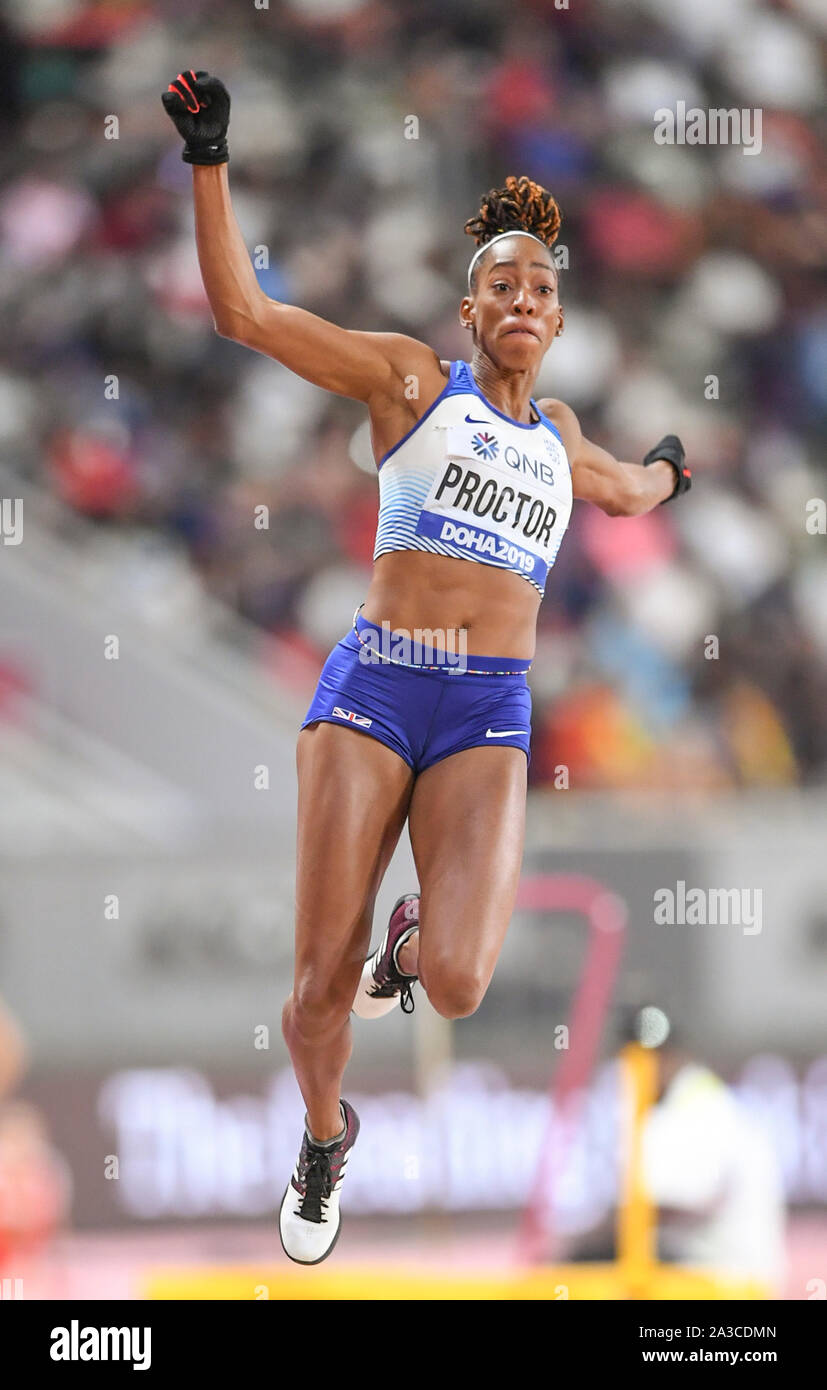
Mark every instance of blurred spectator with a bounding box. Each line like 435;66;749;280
642;1039;787;1291
0;1001;71;1273
0;1102;72;1272
569;1021;788;1292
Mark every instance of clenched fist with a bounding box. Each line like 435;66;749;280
642;434;692;502
162;70;230;165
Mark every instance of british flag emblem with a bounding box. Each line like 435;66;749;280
471;431;498;460
333;706;373;727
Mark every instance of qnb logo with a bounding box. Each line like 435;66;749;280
471;431;498;461
50;1322;151;1370
503;447;556;487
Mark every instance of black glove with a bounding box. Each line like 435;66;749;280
162;70;230;166
642;434;691;502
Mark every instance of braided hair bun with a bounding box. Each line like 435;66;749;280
464;176;561;286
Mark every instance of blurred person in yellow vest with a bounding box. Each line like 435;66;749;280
641;1021;787;1293
570;1009;788;1293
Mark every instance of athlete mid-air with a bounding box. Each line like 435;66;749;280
163;70;692;1265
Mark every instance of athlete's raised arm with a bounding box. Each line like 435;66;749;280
162;70;438;406
540;398;692;516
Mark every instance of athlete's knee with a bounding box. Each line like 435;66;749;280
422;963;487;1020
285;977;353;1041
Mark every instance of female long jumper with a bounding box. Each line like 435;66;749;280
163;71;691;1265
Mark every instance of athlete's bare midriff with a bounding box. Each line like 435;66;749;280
362;550;541;659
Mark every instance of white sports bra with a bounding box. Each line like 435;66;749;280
373;359;573;597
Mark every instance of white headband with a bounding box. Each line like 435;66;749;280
466;230;549;288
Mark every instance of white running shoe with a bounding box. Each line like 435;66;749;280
279;1099;360;1265
351;893;419;1019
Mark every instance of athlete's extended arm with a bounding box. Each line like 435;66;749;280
194;166;435;402
541;399;692;515
163;71;437;406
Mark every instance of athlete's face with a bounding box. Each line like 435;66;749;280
460;235;563;365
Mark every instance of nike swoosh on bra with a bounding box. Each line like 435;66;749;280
464;413;490;424
485;729;530;738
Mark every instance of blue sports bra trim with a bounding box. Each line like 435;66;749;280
376;359;564;468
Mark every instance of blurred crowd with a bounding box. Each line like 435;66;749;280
0;0;825;791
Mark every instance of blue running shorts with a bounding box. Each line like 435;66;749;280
300;612;532;773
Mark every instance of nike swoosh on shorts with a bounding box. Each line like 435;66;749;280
485;729;530;737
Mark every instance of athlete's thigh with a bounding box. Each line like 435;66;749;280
407;745;527;989
294;721;415;1000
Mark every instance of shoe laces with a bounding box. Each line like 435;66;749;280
294;1144;334;1224
367;970;416;1014
366;924;418;1013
